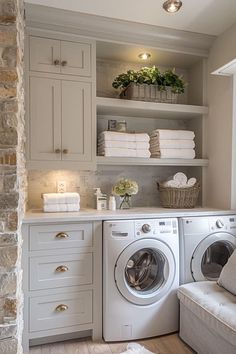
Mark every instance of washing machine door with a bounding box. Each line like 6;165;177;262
191;232;236;281
114;238;176;306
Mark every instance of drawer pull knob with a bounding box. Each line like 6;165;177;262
54;59;60;66
55;232;69;239
55;304;68;312
55;148;61;154
61;60;67;66
55;265;69;273
62;149;68;154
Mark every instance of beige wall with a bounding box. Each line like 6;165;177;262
206;22;236;209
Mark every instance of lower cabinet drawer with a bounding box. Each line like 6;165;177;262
29;253;92;290
29;290;92;332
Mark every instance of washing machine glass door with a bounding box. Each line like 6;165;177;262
191;232;236;281
115;238;176;305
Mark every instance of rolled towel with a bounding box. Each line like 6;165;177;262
99;131;150;142
98;147;151;158
43;203;80;212
43;192;80;205
150;129;195;140
173;172;188;186
187;177;197;187
151;148;195;159
98;140;150;149
149;139;195;149
163;180;180;188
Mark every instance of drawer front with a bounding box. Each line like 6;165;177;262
29;253;92;290
29;290;92;332
60;41;91;77
29;223;93;251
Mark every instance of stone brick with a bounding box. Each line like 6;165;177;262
3;173;17;192
0;233;17;246
4;298;17;316
0;16;16;24
0;112;18;129
0;99;18;113
0;152;16;165
1;47;17;68
0;193;19;210
0;324;16;340
0;272;16;296
0;87;16;100
0;128;17;146
1;0;17;18
0;246;17;268
6;211;17;231
0;69;17;84
0;27;16;46
0;337;18;354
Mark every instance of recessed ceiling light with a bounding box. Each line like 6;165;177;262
163;0;182;13
138;53;151;61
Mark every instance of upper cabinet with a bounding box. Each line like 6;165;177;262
29;36;92;77
26;31;96;170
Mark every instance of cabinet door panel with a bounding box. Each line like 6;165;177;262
30;36;61;73
61;81;92;162
60;41;91;77
29;77;61;160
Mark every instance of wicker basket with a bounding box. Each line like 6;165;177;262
157;182;200;208
120;83;178;103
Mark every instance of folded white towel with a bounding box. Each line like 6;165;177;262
150;129;195;140
98;147;151;158
149;139;195;149
98;140;150;149
121;343;155;354
151;148;195;159
43;203;80;212
99;131;150;142
43;192;80;205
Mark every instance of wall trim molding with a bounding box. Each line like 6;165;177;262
25;3;215;57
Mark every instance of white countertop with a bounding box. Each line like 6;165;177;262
23;207;236;224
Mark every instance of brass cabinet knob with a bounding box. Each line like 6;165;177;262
61;60;67;66
55;232;69;239
63;149;68;154
55;265;69;273
54;59;60;66
55;149;61;154
55;304;68;312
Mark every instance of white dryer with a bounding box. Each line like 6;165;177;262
103;218;179;342
179;215;236;284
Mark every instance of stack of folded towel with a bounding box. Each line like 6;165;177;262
149;129;195;159
43;192;80;212
98;131;150;158
163;172;197;188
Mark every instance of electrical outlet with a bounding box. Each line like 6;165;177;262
57;180;67;193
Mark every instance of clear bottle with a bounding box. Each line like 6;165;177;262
109;195;116;211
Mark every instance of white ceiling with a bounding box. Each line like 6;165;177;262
25;0;236;36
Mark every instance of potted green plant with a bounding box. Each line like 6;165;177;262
112;66;185;103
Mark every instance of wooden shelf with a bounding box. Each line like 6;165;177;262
96;97;208;119
96;156;209;167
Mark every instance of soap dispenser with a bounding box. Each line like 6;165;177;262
94;188;107;210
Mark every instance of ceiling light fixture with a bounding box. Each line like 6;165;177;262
138;52;151;60
163;0;182;13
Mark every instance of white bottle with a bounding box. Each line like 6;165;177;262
109;195;116;211
94;188;107;210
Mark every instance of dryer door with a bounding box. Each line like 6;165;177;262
114;238;176;305
191;232;236;281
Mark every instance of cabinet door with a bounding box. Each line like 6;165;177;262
60;41;91;77
30;36;61;73
29;77;62;160
61;80;93;162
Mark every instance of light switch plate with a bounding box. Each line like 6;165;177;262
57;180;66;193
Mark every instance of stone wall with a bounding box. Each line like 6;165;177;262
0;1;25;353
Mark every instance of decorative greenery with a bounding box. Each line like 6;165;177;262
112;178;138;196
112;66;185;94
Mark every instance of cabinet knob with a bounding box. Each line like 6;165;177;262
55;232;69;239
55;149;61;154
55;304;68;312
61;60;67;66
53;59;60;66
63;149;68;154
55;265;69;273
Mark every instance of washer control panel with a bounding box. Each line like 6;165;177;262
135;218;178;237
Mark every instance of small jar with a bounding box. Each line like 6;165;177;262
116;120;127;132
109;195;116;211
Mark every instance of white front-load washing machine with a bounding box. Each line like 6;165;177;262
103;218;179;342
179;215;236;284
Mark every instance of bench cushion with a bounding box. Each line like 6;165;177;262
218;249;236;296
178;281;236;347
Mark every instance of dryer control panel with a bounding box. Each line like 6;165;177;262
135;218;178;237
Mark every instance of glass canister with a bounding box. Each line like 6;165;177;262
116;120;127;132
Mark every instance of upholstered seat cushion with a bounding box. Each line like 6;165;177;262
177;281;236;347
218;249;236;296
